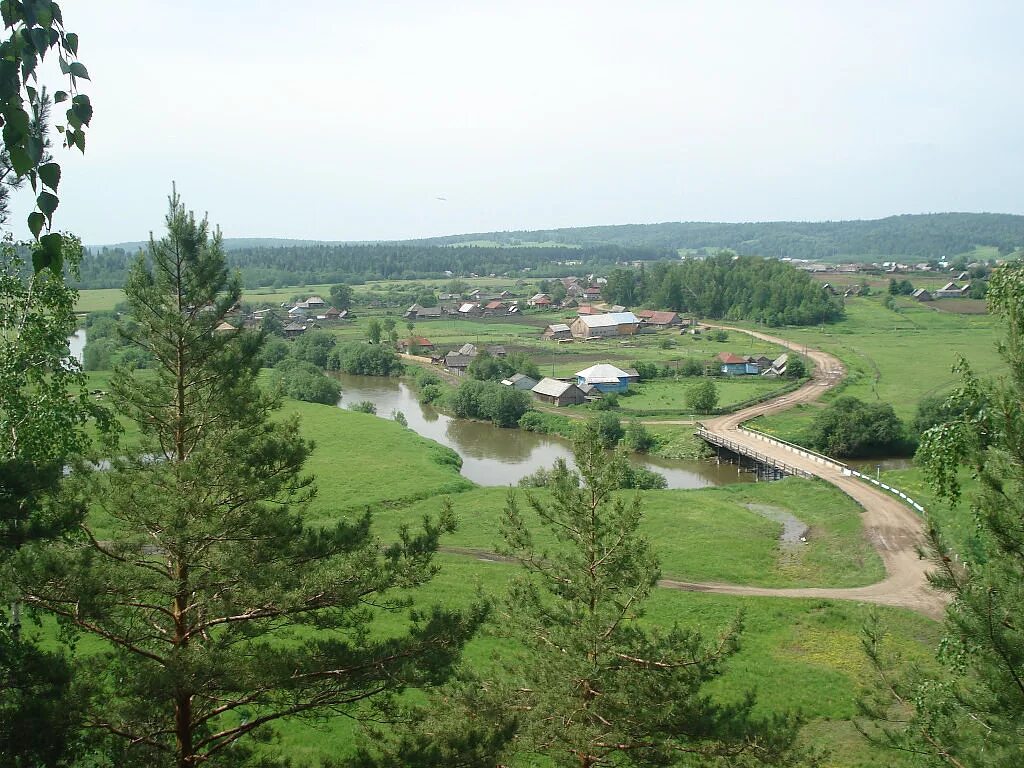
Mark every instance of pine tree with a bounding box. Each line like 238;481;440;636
494;424;804;767
861;261;1024;766
19;192;483;768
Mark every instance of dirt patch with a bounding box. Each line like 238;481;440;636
746;503;809;552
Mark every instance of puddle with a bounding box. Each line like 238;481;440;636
746;503;809;552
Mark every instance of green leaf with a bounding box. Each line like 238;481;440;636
64;31;78;56
36;189;58;220
67;61;88;80
8;145;32;175
71;94;91;126
38;161;60;190
40;233;64;276
30;27;49;57
31;247;50;274
27;211;44;239
53;89;67;103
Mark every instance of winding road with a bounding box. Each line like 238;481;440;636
686;324;944;619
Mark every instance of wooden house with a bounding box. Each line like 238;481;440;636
570;312;640;340
531;378;586;406
543;323;573;341
575;364;632;394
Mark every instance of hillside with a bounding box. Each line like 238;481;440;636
407;212;1024;261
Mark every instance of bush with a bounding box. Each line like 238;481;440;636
622;420;656;453
329;342;403;376
679;358;704;377
805;396;908;458
392;410;408;427
786;356;807;379
686;380;718;413
451;379;531;427
290;330;336;368
586;413;623;448
418;384;444;404
631;361;659;381
711;329;729;342
352;401;377;414
259;337;290;368
620;464;667;489
590;392;619;410
658;337;675;350
274;362;341;405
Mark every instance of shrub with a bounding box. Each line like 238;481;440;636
451;379;531;427
274;362;341;405
622;420;656;453
586;412;623;448
392;410;408;427
352;401;377;414
679;358;704;377
418;383;444;404
805;395;908;458
329;342;403;376
786;356;807;379
620;464;667;489
590;392;619;410
686;380;718;413
631;361;659;381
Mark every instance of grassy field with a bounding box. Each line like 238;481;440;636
749;294;999;442
265;555;938;768
387;478;883;588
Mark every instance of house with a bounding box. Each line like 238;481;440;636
485;345;507;358
531;377;587;406
438;292;460;301
576;304;601;316
501;373;539;391
746;355;774;372
283;322;306;339
911;288;934;302
457;343;478;357
528;293;552;308
636;310;680;328
416;306;443;319
403;303;424;319
543;323;573;341
457;302;481;317
622;368;640;383
483;300;507;314
583;286;602;300
305;296;326;309
215;321;237;333
570;312;640;340
575;364;632;393
717;352;756;376
398;337;434;353
935;281;968;299
324;307;342;319
443;352;473;374
288;304;309;318
566;283;586;299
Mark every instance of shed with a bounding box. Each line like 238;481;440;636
398;337;434;352
502;373;539;390
543;323;573;341
531;378;587;406
911;288;933;302
636;310;680;328
444;353;473;374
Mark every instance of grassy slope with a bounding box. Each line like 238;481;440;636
386;477;882;589
749;295;998;442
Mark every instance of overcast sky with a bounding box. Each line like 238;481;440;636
11;1;1024;244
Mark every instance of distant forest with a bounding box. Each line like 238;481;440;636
74;243;673;289
75;212;1024;289
409;213;1024;261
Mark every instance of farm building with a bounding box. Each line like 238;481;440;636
283;322;306;339
457;303;481;316
761;353;789;377
636;310;680;328
911;288;933;302
486;345;507;358
531;378;587;406
483;300;507;314
934;282;969;299
543;323;573;341
443;352;473;374
457;343;478;357
501;373;539;390
528;293;553;307
570;312;640;339
575;364;633;394
398;337;434;353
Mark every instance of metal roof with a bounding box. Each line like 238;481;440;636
576;312;639;328
532;377;578;397
575;364;631;384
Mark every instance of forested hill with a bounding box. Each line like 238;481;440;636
407;213;1024;261
75;243;673;289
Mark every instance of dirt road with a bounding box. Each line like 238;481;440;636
696;325;944;619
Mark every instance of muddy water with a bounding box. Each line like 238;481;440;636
333;373;754;489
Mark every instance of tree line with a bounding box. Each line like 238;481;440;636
410;213;1024;261
73;242;675;289
603;253;843;326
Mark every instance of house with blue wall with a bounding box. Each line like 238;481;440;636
717;352;759;376
575;364;632;393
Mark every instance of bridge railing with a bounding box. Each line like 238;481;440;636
736;427;848;472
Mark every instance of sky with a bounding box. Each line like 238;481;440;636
11;0;1024;244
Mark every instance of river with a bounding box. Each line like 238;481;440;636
69;327;86;364
333;373;754;489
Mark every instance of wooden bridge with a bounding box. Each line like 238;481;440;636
694;425;815;480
